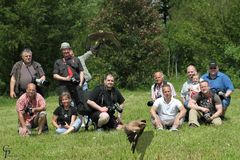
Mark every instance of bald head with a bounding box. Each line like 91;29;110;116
26;83;37;99
187;65;197;79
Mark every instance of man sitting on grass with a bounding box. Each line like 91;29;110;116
16;83;47;136
188;80;223;127
150;84;186;131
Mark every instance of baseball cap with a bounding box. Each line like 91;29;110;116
60;42;71;50
209;61;218;68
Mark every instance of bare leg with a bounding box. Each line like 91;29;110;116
37;113;47;135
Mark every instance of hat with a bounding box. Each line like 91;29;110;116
209;61;218;68
60;42;71;50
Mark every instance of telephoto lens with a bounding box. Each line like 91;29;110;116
147;101;154;107
113;103;123;113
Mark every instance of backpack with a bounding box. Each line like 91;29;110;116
75;90;93;116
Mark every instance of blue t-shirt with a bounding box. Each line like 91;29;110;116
201;71;234;92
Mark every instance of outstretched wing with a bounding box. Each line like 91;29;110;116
86;30;121;50
124;119;146;153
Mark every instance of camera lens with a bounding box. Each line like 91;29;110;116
147;101;154;107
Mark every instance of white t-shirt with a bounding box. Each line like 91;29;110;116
153;97;183;121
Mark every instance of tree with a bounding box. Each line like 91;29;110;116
90;0;166;89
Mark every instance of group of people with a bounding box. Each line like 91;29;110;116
149;63;234;131
12;42;126;136
11;42;234;136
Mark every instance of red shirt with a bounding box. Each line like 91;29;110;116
16;93;46;123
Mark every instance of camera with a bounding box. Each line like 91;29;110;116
107;103;123;114
70;77;80;84
147;101;154;107
58;118;66;126
25;105;34;116
203;112;212;121
35;78;50;87
210;88;226;100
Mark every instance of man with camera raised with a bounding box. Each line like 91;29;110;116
53;42;84;106
188;80;223;127
10;48;47;98
87;74;125;131
16;83;47;136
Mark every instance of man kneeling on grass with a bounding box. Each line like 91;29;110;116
150;84;186;131
188;80;223;127
16;83;48;136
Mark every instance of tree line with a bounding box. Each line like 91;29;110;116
0;0;239;94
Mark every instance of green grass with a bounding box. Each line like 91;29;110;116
0;87;240;160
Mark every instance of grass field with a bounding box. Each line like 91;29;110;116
0;84;240;160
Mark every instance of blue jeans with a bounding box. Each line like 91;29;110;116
222;97;231;109
82;81;88;91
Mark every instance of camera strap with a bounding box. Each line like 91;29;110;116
99;86;116;107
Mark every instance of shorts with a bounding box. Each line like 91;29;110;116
90;111;118;129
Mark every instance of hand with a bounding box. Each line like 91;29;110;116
19;127;29;136
65;76;71;81
116;117;123;125
205;116;212;122
201;107;210;113
99;106;108;112
10;91;16;98
218;91;226;99
79;82;82;87
173;118;180;127
64;122;70;129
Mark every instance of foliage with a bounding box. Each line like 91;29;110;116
0;0;101;93
90;0;166;89
0;0;240;92
166;0;240;86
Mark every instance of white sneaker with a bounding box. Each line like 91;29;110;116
156;127;164;131
170;127;178;131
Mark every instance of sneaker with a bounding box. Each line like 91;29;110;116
189;123;197;128
156;127;164;131
170;127;178;131
96;128;104;132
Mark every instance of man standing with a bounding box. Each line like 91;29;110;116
180;64;198;108
188;81;223;127
16;83;47;136
53;42;84;106
201;61;234;116
10;48;46;98
87;74;125;130
150;84;186;131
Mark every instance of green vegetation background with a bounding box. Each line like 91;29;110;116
0;0;240;94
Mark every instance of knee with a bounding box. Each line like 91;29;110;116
39;111;47;119
189;109;198;115
98;112;110;124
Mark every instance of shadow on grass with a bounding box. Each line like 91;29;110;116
135;131;154;160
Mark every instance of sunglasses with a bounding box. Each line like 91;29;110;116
209;67;217;69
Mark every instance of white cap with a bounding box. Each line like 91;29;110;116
60;42;71;50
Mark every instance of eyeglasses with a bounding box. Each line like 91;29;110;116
209;67;217;70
